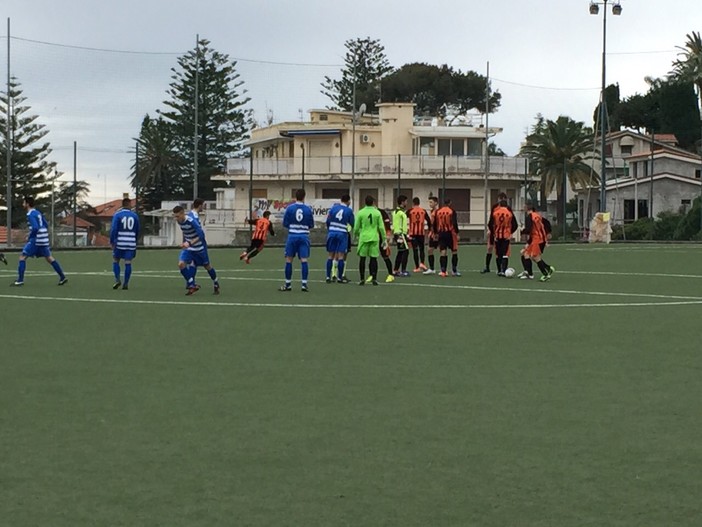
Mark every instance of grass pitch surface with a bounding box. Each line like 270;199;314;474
1;244;701;526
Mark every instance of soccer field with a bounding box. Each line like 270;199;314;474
2;244;701;526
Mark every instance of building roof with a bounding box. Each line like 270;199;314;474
61;215;97;229
89;198;136;218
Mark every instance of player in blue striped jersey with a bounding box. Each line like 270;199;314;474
13;196;67;286
279;189;314;292
110;197;140;290
173;205;220;295
325;194;354;283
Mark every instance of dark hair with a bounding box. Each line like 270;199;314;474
172;205;184;214
24;196;35;207
497;192;508;200
525;201;536;211
122;197;131;208
443;198;452;206
498;200;508;207
262;210;271;218
428;196;438;203
295;189;306;201
341;194;351;203
193;198;205;209
365;195;375;206
397;194;407;206
412;197;420;206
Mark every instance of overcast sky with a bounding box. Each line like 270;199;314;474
4;0;701;204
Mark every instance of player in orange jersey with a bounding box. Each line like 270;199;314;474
481;192;508;274
407;197;431;272
433;198;461;277
240;210;275;263
519;202;555;282
422;196;440;275
488;198;518;276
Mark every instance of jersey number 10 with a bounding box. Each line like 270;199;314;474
121;216;135;230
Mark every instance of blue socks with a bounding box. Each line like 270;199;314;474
208;267;218;284
284;262;293;284
337;260;345;279
51;260;65;280
113;262;120;282
180;267;195;287
18;260;26;282
124;263;132;285
301;262;309;284
326;258;333;279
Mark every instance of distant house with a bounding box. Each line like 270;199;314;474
577;131;702;225
86;195;137;232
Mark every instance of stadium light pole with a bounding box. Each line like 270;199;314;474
5;17;12;246
590;0;622;212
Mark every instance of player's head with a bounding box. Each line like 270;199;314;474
365;195;375;207
22;196;35;210
524;201;536;212
497;192;508;202
412;197;420;206
397;194;407;208
443;198;452;207
262;210;271;219
122;197;131;209
295;189;306;202
498;199;508;208
172;205;186;222
428;196;438;209
192;198;205;212
340;194;351;205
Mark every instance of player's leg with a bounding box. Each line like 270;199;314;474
481;234;495;273
334;251;348;283
299;238;311;291
123;257;133;289
411;238;420;271
44;250;67;285
400;237;410;275
424;238;437;274
368;238;380;285
325;234;336;282
112;251;122;288
0;252;6;265
14;252;29;285
393;235;402;275
203;259;220;294
417;236;427;270
518;247;534;279
450;232;460;276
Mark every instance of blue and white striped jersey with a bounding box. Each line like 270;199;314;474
177;215;206;252
27;208;50;247
283;202;314;237
110;208;140;250
326;203;354;234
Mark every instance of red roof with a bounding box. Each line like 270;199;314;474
651;133;678;144
89;198;136;218
61;215;97;229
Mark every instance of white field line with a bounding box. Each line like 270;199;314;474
2;270;702;303
1;293;701;310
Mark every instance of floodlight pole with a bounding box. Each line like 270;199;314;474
351;56;356;208
193;34;199;201
5;18;11;246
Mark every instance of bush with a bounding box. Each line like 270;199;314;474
673;197;702;240
612;217;654;241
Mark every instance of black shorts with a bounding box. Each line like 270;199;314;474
411;235;425;249
394;234;409;251
429;236;439;249
438;231;458;252
539;242;546;253
346;232;352;252
249;239;264;249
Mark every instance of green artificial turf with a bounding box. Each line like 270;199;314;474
1;244;701;526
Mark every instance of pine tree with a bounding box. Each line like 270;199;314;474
131;114;185;211
321;37;393;112
159;39;252;201
0;77;55;226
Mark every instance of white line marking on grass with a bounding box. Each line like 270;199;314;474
2;293;701;310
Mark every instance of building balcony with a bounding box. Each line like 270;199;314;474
223;155;528;181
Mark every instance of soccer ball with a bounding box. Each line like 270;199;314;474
504;267;515;278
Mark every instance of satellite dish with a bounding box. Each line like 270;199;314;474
358;103;367;115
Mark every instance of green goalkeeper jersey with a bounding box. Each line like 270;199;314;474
354;206;385;244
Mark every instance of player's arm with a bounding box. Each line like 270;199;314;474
452;210;459;233
510;215;518;234
376;211;386;240
523;214;533;241
282;209;291;229
306;208;315;230
325;211;332;229
185;219;205;247
27;212;40;241
110;214;119;246
268;223;275;236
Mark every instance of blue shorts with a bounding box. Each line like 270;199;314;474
179;249;210;267
326;232;349;254
22;243;51;258
113;248;136;260
285;236;311;259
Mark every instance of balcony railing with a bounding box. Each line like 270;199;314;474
226;155;528;178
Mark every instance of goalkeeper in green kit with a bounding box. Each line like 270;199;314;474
353;195;387;286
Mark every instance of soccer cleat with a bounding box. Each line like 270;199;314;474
371;280;379;286
422;268;436;275
480;268;491;274
58;278;68;286
539;273;551;282
239;251;247;261
11;280;24;287
112;281;121;290
497;272;505;277
365;275;373;284
358;280;365;286
301;284;309;292
245;258;251;265
278;284;292;292
413;267;422;273
122;284;129;290
419;263;428;271
451;271;462;277
0;253;7;265
185;284;201;295
338;277;349;284
400;271;411;277
385;274;395;283
325;277;332;284
520;274;534;280
439;272;447;278
517;271;528;279
548;266;556;276
213;283;220;295
393;270;401;276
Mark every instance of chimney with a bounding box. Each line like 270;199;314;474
123;193;130;199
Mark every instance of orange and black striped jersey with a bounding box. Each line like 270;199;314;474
434;206;459;234
407;206;431;236
489;206;518;239
250;217;274;241
524;211;546;244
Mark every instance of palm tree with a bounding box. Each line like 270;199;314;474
670;31;702;153
520;116;598;227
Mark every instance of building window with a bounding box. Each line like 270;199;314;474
451;139;465;156
392;188;414;204
620;145;633;155
359;188;379;206
251;189;268;199
322;187;349;199
624;200;648;221
419;137;434;155
439;188;471;224
681;199;692;214
438;139;451;156
467;138;482;156
696;169;701;179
